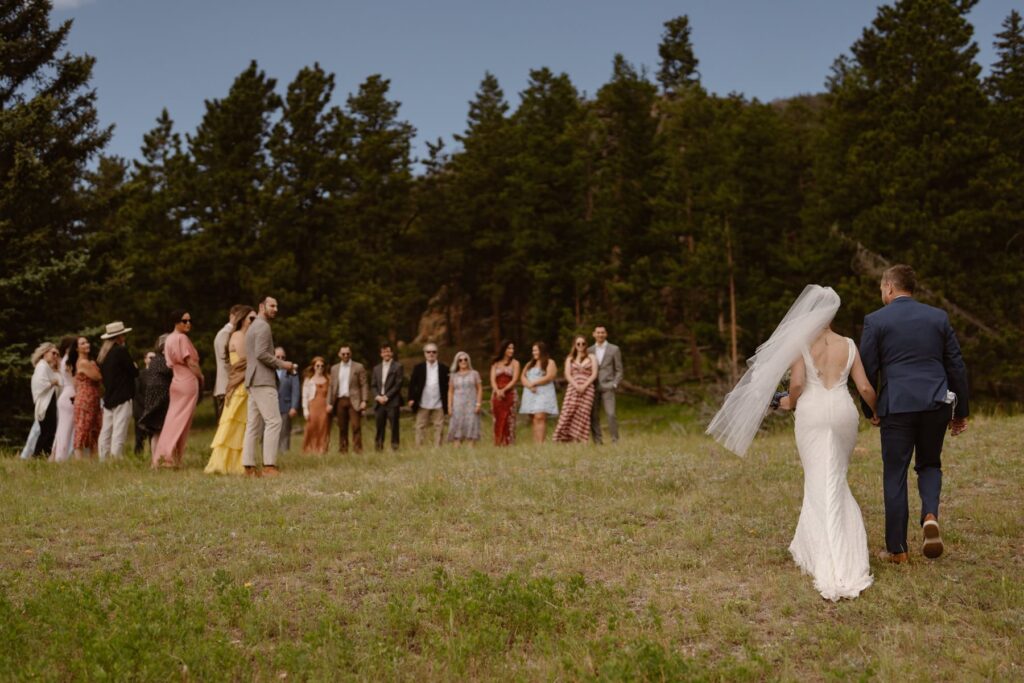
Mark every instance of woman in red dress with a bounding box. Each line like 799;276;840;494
69;336;102;459
489;340;520;446
301;356;330;454
153;310;202;468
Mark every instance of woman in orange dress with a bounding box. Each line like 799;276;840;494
69;336;102;459
153;310;202;468
301;356;330;454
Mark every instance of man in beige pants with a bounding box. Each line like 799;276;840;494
242;296;294;476
406;343;449;447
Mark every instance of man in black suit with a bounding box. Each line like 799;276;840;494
860;265;969;563
371;342;404;451
406;343;450;447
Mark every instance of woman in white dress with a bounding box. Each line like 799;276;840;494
708;285;877;601
779;326;877;600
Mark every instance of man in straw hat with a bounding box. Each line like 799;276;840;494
97;321;138;460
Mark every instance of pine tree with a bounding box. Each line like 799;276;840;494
657;15;701;95
0;0;110;437
344;74;416;350
182;61;281;342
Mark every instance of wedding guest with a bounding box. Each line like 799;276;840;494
407;343;449;447
301;356;330;454
327;345;369;454
242;296;295;477
519;342;559;443
70;336;102;460
589;325;623;444
25;343;62;458
553;336;598;443
489;340;520;446
153;310;202;468
213;305;245;421
275;346;301;453
371;342;403;451
18;344;47;459
132;350;157;455
206;307;255;475
137;335;172;454
447;351;482;447
51;336;78;462
97;321;138;460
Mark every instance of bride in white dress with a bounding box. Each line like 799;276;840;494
707;285;877;601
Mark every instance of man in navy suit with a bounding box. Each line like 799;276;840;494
860;265;969;563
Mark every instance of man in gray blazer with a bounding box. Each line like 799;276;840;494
242;296;295;476
589;325;623;444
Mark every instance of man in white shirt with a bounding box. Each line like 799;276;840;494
328;345;369;453
407;343;449;447
371;343;403;451
589;325;624;444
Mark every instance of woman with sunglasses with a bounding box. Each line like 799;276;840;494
447;351;483;447
153;309;202;468
205;306;255;474
301;356;331;454
553;335;598;443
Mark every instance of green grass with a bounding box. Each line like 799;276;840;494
1;403;1021;681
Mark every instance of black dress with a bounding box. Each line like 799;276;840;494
137;355;172;436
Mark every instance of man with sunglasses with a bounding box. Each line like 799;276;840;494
407;343;449;447
242;296;295;477
328;345;369;453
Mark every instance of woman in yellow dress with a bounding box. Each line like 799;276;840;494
205;306;255;474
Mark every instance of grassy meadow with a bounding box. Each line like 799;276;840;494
1;399;1021;681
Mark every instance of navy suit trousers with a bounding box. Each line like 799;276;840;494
880;406;949;553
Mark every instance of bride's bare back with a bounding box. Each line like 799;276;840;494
783;329;877;412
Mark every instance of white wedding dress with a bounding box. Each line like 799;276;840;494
789;337;873;601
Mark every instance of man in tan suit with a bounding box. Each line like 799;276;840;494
242;296;295;477
327;345;369;453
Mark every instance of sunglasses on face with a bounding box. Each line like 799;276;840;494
425;350;437;354
180;318;192;324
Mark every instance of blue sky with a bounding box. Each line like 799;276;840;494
53;0;1021;163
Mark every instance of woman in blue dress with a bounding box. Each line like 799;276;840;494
519;342;559;443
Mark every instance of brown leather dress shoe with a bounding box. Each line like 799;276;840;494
244;466;261;478
922;514;943;559
878;550;909;564
262;465;281;477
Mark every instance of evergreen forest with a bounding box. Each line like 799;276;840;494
3;0;1023;440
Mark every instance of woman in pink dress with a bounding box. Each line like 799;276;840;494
153;310;203;468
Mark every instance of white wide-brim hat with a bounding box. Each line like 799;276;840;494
100;321;133;339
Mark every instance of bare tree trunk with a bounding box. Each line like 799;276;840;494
491;294;502;352
726;217;739;385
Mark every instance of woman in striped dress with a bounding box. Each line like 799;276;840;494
553;336;598;443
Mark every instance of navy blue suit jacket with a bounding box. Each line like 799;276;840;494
859;297;969;419
276;370;301;414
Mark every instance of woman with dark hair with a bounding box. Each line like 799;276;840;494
51;335;78;462
489;340;520;446
206;306;255;474
553;336;598;443
518;341;559;443
138;334;173;455
301;356;330;454
153;309;202;468
70;336;102;459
